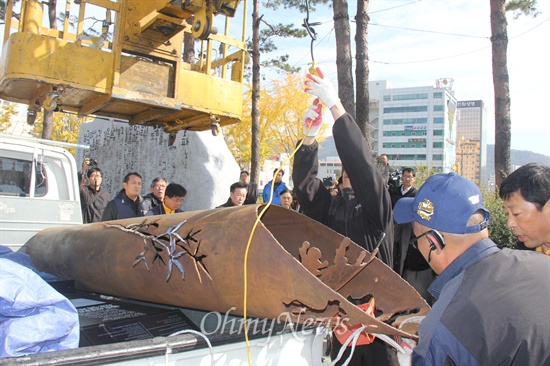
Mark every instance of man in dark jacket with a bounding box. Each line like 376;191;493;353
101;172;143;221
146;183;187;215
294;68;396;365
390;167;435;303
389;167;416;207
78;158;110;223
217;182;247;208
394;172;550;366
140;177;167;215
239;170;258;205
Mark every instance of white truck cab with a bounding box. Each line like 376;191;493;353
0;134;84;252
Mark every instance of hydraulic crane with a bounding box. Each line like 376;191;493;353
0;0;248;135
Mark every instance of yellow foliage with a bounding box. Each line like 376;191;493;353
30;110;92;155
0;103;18;133
223;73;328;169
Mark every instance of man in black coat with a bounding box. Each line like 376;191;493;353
239;170;258;205
78;159;111;223
390;167;435;303
101;172;143;221
294;68;397;366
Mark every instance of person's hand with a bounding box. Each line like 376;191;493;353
82;158;90;170
304;67;340;110
303;99;323;137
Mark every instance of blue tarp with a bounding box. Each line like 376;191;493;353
0;247;79;358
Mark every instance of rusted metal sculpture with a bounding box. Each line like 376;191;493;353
26;204;429;338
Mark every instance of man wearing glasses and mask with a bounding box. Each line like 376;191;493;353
394;172;550;366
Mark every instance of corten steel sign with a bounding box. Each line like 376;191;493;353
27;204;429;338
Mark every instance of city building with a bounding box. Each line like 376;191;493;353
318;156;342;182
456;100;488;185
370;79;458;173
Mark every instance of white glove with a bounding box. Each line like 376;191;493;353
305;67;340;110
302;99;323;137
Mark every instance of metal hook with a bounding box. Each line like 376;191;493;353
301;0;321;62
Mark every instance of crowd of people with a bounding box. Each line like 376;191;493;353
76;67;549;366
78;160;188;222
297;66;549;366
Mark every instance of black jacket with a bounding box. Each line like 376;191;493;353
292;113;394;268
101;190;143;221
216;197;237;208
140;193;162;214
79;185;111;223
389;185;417;208
244;182;258;205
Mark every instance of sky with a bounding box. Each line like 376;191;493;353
239;0;550;157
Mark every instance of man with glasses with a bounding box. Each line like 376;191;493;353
394;172;550;366
146;183;187;216
78;158;111;223
141;177;168;215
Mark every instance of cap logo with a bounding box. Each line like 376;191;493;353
468;195;480;205
417;198;434;221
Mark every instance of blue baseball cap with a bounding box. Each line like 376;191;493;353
394;172;490;234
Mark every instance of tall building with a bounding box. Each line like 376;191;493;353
370;79;458;173
456;100;488;185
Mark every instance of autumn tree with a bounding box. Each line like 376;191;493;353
0;103;18;133
490;0;539;187
248;0;309;186
223;73;327;170
30;111;89;154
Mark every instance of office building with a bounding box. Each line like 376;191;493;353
370;79;458;173
456;100;488;185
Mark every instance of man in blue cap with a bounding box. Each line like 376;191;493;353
394;172;550;366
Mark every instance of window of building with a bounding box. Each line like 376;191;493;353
433;92;443;99
433;142;443;148
433;117;444;123
383;106;428;114
433;105;444;112
433;154;444;161
383;95;391;101
392;93;429;101
433;130;444;136
383;118;428;125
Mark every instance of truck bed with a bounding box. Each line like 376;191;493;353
1;280;329;365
